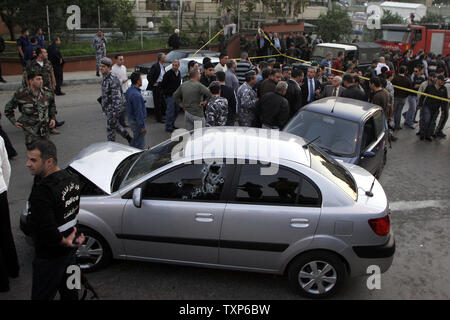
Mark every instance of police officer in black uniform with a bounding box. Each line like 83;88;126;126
26;139;84;300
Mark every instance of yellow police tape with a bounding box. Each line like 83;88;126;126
192;28;225;57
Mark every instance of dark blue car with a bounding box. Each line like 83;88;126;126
283;97;388;178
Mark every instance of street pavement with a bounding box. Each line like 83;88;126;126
0;83;448;300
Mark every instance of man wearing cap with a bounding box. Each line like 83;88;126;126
100;57;132;143
168;29;180;50
91;29;107;77
418;74;448;141
125;72;147;149
205;81;228;127
237;70;258;127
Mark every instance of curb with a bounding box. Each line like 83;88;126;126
0;77;102;91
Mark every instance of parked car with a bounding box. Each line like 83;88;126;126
21;127;395;298
283;97;388;178
135;49;220;74
128;57;219;109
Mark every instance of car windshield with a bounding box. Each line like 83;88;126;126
380;30;410;43
312;46;355;61
117;138;185;191
166;51;187;63
309;145;358;201
284;110;359;157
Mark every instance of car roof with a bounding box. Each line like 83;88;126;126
178;57;219;64
316;43;357;51
178;127;311;167
170;49;217;54
302;97;382;122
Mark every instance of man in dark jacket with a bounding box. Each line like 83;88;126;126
391;66;412;130
301;67;321;107
125;72;147;149
257;81;290;129
147;53;167;123
216;71;236;126
168;29;180;50
26;139;85;300
258;69;282;98
285;68;302;118
341;74;367;101
161;60;182;132
200;62;216;87
48;37;65;96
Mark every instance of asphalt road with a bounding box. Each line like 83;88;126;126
0;84;449;300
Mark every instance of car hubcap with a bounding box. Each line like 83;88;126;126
298;261;337;295
76;236;103;269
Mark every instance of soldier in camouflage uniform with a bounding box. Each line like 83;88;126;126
205;81;228;127
237;70;258;127
4;73;56;145
100;57;132;143
22;48;55;91
92;29;107;77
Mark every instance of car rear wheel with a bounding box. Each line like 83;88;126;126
76;226;112;273
287;251;346;299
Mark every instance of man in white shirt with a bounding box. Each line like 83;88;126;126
214;53;228;74
0;136;19;293
111;54;129;127
375;56;390;75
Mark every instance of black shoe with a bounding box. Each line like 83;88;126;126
420;136;424;141
157;120;165;124
0;78;6;83
55;91;66;96
125;134;132;143
165;128;174;133
173;126;179;130
395;126;402;130
436;132;446;138
425;137;433;142
416;132;421;136
414;120;418;124
390;135;398;142
96;72;100;77
55;120;65;127
432;134;436;138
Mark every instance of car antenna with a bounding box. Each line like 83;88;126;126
303;136;321;149
331;100;337;113
365;177;376;197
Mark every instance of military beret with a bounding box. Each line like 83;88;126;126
311;61;319;66
267;58;276;63
282;66;292;72
437;75;445;81
245;70;256;77
100;57;112;67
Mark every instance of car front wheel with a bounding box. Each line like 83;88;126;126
76;226;112;273
287;251;347;299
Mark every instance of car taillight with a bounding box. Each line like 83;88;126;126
368;215;390;236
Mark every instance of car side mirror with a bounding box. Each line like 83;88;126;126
133;188;142;208
362;151;375;158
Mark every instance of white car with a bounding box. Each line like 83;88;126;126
127;57;219;109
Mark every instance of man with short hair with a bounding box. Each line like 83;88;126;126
17;28;30;68
341;74;366;101
321;76;345;98
301;67;321;106
161;60;182;133
404;66;426;129
370;77;390;116
391;66;412;130
235;52;253;85
24;48;56;92
200;62;216;87
375;56;390;75
100;57;132;143
24;37;40;64
147;53;167;123
48;37;65;96
419;75;448;141
215;53;228;73
205;81;228;127
285;68;303;118
168;29;180;50
223;9;236;37
237;70;258;127
197;31;208;48
216;71;237;126
26;139;84;300
257;81;290;129
320;52;333;77
4;73;56;145
332;51;344;75
259;68;282;98
91;29;107;77
35;28;45;48
225;59;239;94
173;69;212;130
111;54;129;128
125;72;147;149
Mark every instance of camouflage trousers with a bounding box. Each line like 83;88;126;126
238;110;256;127
95;51;106;74
23;124;50;146
106;114;129;142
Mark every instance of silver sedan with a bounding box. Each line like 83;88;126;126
21;127;395;298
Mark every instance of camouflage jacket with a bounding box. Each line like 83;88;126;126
4;87;56;127
237;82;257;126
102;72;125;115
91;35;107;53
205;96;228;127
23;59;54;90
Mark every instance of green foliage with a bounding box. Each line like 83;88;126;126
419;13;445;25
159;17;175;35
317;5;353;43
380;9;404;25
115;0;137;40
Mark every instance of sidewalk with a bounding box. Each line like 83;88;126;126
0;70;105;91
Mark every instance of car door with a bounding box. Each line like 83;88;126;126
358;115;380;175
219;162;322;271
120;160;233;264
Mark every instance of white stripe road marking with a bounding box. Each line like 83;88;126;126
389;200;448;211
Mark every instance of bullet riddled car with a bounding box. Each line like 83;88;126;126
283;97;389;179
20;128;395;298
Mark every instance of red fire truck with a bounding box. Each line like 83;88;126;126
376;24;450;56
